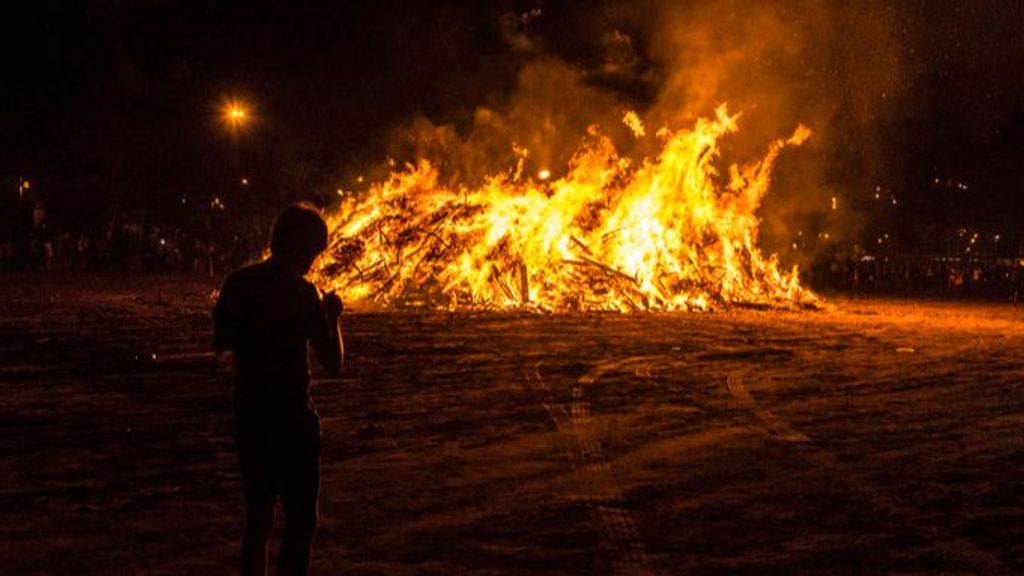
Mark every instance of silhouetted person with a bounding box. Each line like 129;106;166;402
213;203;343;576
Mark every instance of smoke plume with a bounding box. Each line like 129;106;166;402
369;1;928;268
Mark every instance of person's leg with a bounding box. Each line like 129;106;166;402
238;431;277;576
241;496;275;576
278;422;321;576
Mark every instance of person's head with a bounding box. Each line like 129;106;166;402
270;203;328;274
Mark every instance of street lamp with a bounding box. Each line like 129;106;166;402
217;97;265;239
219;98;253;170
223;100;249;131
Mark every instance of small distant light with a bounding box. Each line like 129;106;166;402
791;243;798;250
874;193;880;199
241;177;249;186
831;196;837;211
933;178;940;185
891;198;897;205
160;238;166;246
538;169;551;181
181;196;187;204
357;175;364;184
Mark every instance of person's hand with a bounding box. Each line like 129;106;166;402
324;291;344;320
215;350;234;376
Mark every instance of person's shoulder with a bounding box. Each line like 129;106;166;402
215;264;264;316
296;276;321;300
225;261;269;287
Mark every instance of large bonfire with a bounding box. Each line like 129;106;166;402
313;105;816;312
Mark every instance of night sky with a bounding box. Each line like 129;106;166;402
2;0;1023;251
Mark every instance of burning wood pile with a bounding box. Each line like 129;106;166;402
314;106;817;312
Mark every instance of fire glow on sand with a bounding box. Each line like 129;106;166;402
314;106;815;312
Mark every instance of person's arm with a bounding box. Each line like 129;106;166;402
212;278;236;353
212;281;238;376
310;291;344;377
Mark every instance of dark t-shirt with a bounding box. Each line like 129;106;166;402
213;260;332;419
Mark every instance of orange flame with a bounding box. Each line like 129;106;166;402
315;105;816;311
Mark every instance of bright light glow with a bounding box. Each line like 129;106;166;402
538;169;551;181
223;100;249;129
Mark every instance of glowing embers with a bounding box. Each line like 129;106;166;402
314;106;817;312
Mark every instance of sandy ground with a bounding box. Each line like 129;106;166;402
2;273;1023;575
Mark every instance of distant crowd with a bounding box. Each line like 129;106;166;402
0;219;264;276
811;254;1024;303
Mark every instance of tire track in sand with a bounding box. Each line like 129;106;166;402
726;368;1012;575
530;358;660;576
